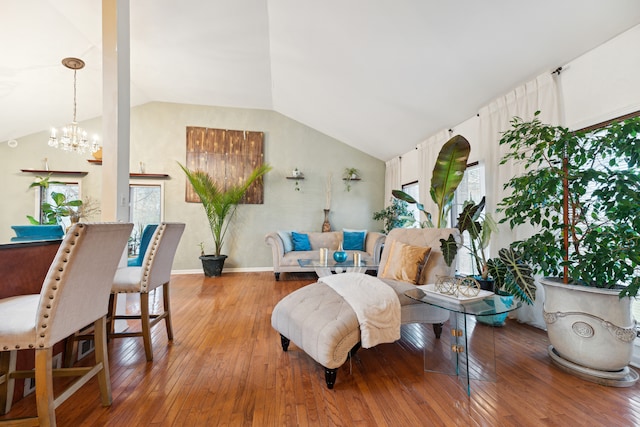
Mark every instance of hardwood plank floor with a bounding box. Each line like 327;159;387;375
2;272;639;426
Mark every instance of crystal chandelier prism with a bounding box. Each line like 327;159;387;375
48;57;99;154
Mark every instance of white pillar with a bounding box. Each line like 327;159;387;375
101;0;130;222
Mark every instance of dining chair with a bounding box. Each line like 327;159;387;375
127;224;158;267
0;222;132;426
109;222;185;361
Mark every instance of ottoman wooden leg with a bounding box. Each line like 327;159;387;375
324;367;337;389
280;334;290;351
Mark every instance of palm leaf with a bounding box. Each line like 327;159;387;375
179;163;271;256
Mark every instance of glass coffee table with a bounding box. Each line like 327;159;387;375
405;286;521;396
297;258;378;278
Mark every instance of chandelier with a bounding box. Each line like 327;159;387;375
48;57;99;154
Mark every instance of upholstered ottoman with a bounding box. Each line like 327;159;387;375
271;282;362;389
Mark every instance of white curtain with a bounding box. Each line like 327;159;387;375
479;72;561;329
384;156;401;207
417;129;451;226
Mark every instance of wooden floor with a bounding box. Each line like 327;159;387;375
3;272;640;426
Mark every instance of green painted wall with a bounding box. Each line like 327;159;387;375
0;102;385;271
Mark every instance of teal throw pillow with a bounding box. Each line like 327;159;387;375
343;230;366;251
277;230;294;253
291;231;312;251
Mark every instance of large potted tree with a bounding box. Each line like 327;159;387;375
498;111;640;386
179;163;272;277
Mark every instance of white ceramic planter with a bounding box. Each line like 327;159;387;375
541;277;637;384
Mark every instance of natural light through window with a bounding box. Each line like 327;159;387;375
453;162;485;276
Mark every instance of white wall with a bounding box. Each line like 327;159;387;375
0;102;385;271
562;24;640;129
399;23;640;190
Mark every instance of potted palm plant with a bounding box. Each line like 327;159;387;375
497;111;640;385
179;163;272;277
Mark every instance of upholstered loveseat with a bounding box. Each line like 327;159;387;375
271;227;461;388
265;230;386;280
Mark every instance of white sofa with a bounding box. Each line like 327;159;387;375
265;230;386;280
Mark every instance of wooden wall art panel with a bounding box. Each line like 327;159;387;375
185;126;265;204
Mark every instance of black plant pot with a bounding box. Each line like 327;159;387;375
200;254;228;277
473;276;495;293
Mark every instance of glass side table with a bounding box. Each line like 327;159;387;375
297;258;378;278
405;286;521;396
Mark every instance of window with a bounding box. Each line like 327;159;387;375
128;181;164;257
36;180;81;229
401;181;420;225
452;162;486;276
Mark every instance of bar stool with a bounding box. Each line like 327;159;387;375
109;222;185;361
0;222;132;426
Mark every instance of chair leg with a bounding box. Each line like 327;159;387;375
108;293;117;336
34;347;55;427
94;316;112;407
162;282;173;341
140;293;153;362
64;333;78;368
0;351;16;415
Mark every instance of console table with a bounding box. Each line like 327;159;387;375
405;286;521;396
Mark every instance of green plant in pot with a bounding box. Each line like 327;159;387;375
27;174;83;226
393;134;471;228
12;175;83;241
179;163;272;277
343;167;360;191
497;111;640;385
372;198;416;233
439;197;536;307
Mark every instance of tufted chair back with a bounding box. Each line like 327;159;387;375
36;222;133;349
138;222;185;293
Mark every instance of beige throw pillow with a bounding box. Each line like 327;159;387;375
380;240;432;285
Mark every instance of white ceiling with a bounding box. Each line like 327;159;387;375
2;0;640;161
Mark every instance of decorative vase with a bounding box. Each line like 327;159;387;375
541;277;638;386
333;243;347;263
322;209;331;232
477;291;513;327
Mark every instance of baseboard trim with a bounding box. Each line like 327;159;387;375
172;267;273;275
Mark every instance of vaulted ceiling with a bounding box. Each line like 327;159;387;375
2;1;640;160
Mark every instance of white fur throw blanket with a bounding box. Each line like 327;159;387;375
319;272;400;348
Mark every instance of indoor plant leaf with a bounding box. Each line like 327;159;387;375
429;135;471;227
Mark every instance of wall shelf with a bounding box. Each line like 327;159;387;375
130;173;170;179
20;169;169;179
342;177;361;181
286;176;305;180
21;169;88;176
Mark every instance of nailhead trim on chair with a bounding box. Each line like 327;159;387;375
42;224;81;349
139;224;165;293
1;225;88;351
